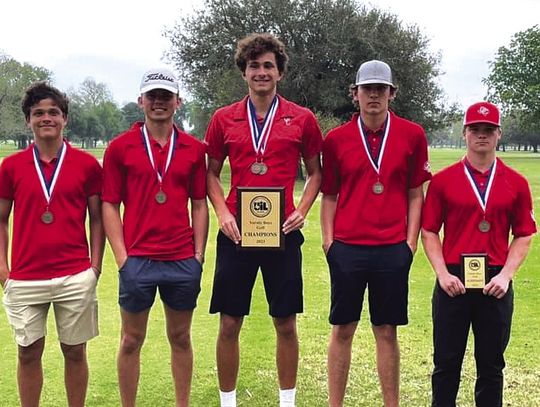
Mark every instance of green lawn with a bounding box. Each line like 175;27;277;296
0;147;539;406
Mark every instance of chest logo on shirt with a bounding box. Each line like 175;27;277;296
284;117;291;126
423;161;432;173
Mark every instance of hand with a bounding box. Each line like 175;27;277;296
282;210;305;234
218;210;241;244
483;274;511;299
406;240;417;255
322;240;333;255
438;272;466;297
0;267;9;289
116;255;128;270
195;252;205;265
91;266;101;279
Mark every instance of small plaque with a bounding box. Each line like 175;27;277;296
237;187;284;250
461;253;488;290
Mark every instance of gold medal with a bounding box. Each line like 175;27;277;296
155;190;167;204
372;181;384;194
41;210;54;224
258;162;268;175
250;162;262;175
478;219;490;233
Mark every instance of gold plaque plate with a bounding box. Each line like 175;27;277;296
461;253;488;290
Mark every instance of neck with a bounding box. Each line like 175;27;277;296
360;111;388;131
34;137;63;161
145;121;174;145
466;151;496;172
249;91;277;117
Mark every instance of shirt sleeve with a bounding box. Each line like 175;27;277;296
422;176;444;233
409;127;432;188
0;159;14;200
511;176;537;237
301;111;323;160
320;132;340;195
101;140;125;204
189;142;207;200
84;157;103;197
204;112;226;162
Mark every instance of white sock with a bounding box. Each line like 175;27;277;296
279;387;296;407
219;389;236;407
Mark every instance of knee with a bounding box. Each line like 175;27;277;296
331;323;357;344
120;331;145;354
219;316;243;342
373;324;397;344
168;329;191;352
274;317;297;341
18;340;45;366
60;343;86;363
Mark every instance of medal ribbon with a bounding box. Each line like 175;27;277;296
462;158;497;212
32;141;67;205
141;125;177;185
357;114;391;175
247;96;279;158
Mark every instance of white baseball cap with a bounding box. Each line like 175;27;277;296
140;68;179;94
355;60;395;88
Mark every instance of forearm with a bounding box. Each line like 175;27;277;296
406;186;424;251
0;221;10;273
421;229;449;278
88;195;105;271
500;235;533;279
102;202;127;265
320;194;337;248
191;199;209;256
296;156;322;217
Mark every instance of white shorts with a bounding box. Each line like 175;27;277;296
3;268;99;347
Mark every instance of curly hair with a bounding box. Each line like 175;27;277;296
22;81;68;121
235;33;289;75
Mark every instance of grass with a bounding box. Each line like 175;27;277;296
0;147;539;406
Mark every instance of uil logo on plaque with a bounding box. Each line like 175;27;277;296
461;253;488;290
237;187;285;250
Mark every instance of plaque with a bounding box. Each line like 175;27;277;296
461;253;488;290
41;210;54;224
237;187;285;250
155;190;167;204
372;181;384;194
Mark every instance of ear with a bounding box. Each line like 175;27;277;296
389;88;397;101
137;95;144;108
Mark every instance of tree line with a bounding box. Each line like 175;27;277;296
1;0;538;150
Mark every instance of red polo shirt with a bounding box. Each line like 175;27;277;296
321;111;431;245
422;158;536;266
102;122;206;260
205;95;323;217
0;143;102;280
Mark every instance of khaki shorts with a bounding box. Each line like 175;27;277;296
3;268;98;347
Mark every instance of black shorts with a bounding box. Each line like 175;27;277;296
326;240;413;326
209;230;304;318
119;256;202;313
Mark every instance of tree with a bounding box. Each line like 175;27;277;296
165;0;445;133
0;53;51;148
484;25;540;150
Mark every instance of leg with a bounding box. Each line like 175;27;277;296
472;286;513;407
328;322;358;407
164;304;195;407
17;337;45;407
216;313;244;392
372;324;399;407
117;308;150;407
273;315;299;390
60;342;88;407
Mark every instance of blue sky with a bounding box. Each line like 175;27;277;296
2;0;538;108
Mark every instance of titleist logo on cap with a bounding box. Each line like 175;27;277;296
144;73;175;83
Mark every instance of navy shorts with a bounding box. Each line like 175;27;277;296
209;230;304;318
326;240;413;326
119;256;202;313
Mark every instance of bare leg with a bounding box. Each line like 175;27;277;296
273;315;299;390
18;337;46;407
372;324;399;407
60;342;88;407
216;314;244;391
327;322;358;407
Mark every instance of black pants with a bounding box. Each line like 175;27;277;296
431;266;513;407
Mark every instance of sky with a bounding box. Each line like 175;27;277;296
1;0;539;108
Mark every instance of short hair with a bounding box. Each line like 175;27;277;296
21;81;69;121
235;33;289;75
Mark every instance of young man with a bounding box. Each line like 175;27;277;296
102;68;208;407
321;60;431;407
0;82;104;407
205;33;323;407
422;101;536;407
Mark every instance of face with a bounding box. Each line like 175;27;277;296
138;89;180;123
354;84;395;118
27;98;67;142
243;52;283;97
464;123;501;154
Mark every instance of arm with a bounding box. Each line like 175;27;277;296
282;154;322;234
88;195;105;277
406;185;424;254
0;199;12;286
484;235;533;299
102;202;127;268
421;228;465;297
320;194;337;254
207;157;241;243
191;198;209;264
